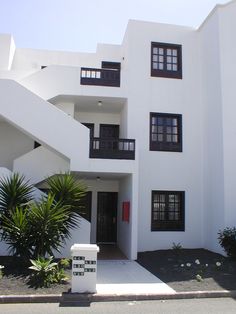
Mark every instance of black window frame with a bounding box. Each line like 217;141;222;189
151;190;185;231
151;42;182;79
150;112;182;152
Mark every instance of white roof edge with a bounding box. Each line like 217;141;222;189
127;18;195;30
198;0;236;31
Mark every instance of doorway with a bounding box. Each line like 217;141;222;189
97;192;118;243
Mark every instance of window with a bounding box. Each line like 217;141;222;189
150;113;182;152
151;191;185;231
151;42;182;79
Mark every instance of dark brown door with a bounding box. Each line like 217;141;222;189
100;124;119;151
97;192;117;243
100;124;119;139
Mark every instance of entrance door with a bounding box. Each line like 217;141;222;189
97;192;118;243
100;124;119;151
100;124;119;139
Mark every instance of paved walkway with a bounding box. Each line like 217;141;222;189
96;260;175;295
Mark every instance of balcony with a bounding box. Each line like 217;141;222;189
90;138;135;160
81;67;120;87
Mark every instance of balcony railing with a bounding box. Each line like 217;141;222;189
90;138;135;160
80;67;120;87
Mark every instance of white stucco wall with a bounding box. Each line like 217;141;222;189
0;121;34;170
122;21;204;252
219;1;236;230
200;9;225;254
13;146;70;184
0;79;90;171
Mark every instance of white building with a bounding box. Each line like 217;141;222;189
0;1;236;260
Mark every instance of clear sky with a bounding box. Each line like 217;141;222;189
0;0;231;52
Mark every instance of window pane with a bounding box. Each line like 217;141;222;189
152;134;157;141
173;64;177;71
152;117;157;124
153;55;158;62
166;118;172;126
172;135;178;142
172;57;177;64
158;48;164;55
152;125;157;133
157;117;163;124
167;64;172;71
160;212;165;220
172;49;177;56
160;194;165;202
172;118;178;126
158;126;163;133
166;127;172;134
153;62;158;69
173;127;178;134
158;63;164;70
167;49;172;55
166;134;172;142
167;56;172;63
153;47;158;54
158;56;164;62
158;134;163;141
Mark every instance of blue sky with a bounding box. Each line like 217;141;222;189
0;0;230;52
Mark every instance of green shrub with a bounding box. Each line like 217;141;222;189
0;265;4;279
1;207;32;258
0;173;33;215
28;194;71;258
29;256;69;287
29;256;58;287
0;172;87;259
218;227;236;260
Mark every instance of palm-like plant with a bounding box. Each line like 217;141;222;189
29;194;70;258
0;173;33;216
0;172;87;259
46;172;87;228
1;207;32;258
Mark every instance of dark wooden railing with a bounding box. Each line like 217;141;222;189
90;138;135;160
80;67;120;87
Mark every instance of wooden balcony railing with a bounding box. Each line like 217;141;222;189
80;67;120;87
90;138;135;160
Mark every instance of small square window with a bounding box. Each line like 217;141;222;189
151;190;185;231
151;42;182;79
150;113;182;152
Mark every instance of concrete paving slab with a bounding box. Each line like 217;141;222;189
96;260;176;295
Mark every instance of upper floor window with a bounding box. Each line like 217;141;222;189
150;113;182;152
151;42;182;79
151;190;185;231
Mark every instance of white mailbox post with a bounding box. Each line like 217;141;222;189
71;244;100;293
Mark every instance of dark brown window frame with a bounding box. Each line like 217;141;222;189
151;42;182;79
151;190;185;231
150;112;182;152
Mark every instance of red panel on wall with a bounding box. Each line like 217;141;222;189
122;201;130;222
